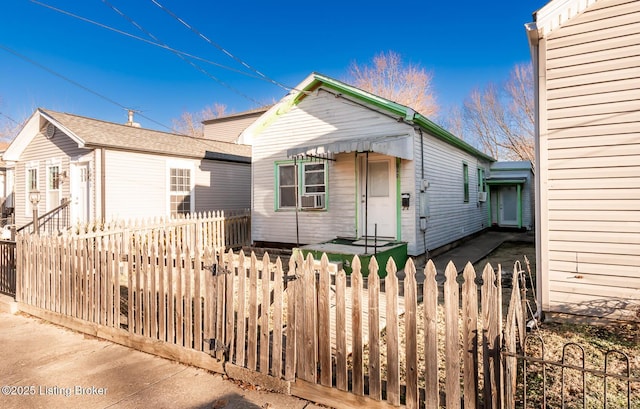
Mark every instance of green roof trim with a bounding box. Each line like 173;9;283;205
485;178;526;185
299;73;495;163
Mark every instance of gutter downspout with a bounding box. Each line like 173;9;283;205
294;157;299;248
525;20;543;322
418;129;428;258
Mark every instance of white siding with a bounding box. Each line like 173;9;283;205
251;87;492;254
539;0;640;320
418;133;491;253
14;127;91;227
251;90;410;246
203;114;262;143
195;160;251;211
103;150;249;220
103;150;166;220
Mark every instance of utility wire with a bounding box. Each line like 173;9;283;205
0;111;21;125
100;0;262;106
29;0;263;81
0;43;176;133
149;0;298;94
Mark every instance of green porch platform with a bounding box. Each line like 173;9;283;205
297;238;408;277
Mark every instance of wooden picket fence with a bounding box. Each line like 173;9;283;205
14;231;508;408
66;209;251;251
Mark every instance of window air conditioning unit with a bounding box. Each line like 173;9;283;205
301;194;325;209
478;192;488;202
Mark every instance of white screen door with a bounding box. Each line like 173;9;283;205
360;157;396;238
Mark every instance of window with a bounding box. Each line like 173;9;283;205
477;167;485;192
28;168;38;191
302;163;326;195
170;168;191;215
276;161;327;210
463;163;469;203
278;164;297;208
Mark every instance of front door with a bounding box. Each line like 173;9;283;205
71;162;90;224
359;156;396;238
499;186;518;226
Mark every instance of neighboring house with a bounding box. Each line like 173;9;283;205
527;0;640;322
203;106;270;143
241;72;497;257
487;161;534;231
0;142;14;225
3;108;251;229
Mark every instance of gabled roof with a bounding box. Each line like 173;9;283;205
3;108;251;163
244;72;495;162
202;106;272;125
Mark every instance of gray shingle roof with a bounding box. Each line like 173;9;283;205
41;109;251;162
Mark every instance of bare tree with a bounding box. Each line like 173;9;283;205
441;105;467;141
462;63;535;167
347;51;439;117
0;104;23;142
172;103;227;138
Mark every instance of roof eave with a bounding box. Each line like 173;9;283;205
247;73;495;162
39;109;87;147
413;114;495;162
308;75;494;162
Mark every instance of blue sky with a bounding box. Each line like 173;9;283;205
0;0;547;133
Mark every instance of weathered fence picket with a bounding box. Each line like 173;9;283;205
404;258;418;409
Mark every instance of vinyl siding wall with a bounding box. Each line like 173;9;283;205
103;150;166;220
251;89;410;246
13;127;92;227
103;150;250;221
251;88;491;255
540;0;640;320
203;115;262;143
415;133;492;254
195;160;250;211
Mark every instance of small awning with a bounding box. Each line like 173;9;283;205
485;177;526;185
286;134;413;160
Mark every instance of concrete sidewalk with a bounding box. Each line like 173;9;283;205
0;311;320;409
398;229;534;282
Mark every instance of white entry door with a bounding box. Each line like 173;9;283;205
360;156;396;238
499;186;518;226
71;162;90;224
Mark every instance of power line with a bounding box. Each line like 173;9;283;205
99;0;262;106
149;0;296;94
0;111;21;125
29;0;263;81
0;43;176;132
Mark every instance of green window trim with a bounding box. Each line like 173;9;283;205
477;167;485;193
274;160;329;211
463;163;469;203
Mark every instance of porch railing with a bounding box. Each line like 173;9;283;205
17;198;71;236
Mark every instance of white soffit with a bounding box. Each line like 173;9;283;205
536;0;600;35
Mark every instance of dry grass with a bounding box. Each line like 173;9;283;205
475;241;640;407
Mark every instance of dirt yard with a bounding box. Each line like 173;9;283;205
472;240;640;407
